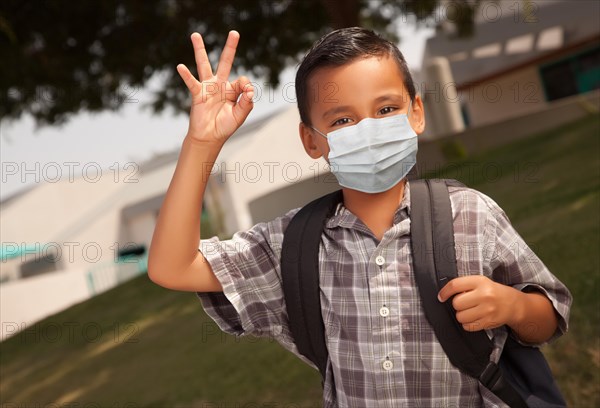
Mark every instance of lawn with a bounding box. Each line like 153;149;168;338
424;112;600;407
1;113;598;407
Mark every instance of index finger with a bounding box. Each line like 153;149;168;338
191;32;213;81
216;30;240;81
437;276;480;302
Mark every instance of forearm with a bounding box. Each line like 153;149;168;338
508;289;558;344
148;135;223;279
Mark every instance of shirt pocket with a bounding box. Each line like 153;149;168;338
323;308;341;345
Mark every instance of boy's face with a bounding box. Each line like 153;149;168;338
299;54;425;162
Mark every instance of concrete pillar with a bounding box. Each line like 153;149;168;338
423;57;465;138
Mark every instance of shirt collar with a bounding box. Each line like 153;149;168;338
325;178;412;231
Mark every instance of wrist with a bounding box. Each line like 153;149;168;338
183;133;225;151
506;286;527;330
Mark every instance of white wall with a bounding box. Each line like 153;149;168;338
0;260;145;341
126;212;156;249
0;267;90;340
461;64;546;128
216;106;330;233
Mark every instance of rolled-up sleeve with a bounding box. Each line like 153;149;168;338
195;207;300;339
480;193;573;348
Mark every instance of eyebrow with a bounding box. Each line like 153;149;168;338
321;94;408;120
374;94;406;104
322;105;352;120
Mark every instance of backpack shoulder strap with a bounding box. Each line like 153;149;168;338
281;189;343;385
410;178;528;408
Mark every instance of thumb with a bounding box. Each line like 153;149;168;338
232;76;254;125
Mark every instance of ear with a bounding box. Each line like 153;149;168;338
299;122;324;159
409;94;426;135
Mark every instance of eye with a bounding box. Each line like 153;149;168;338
378;106;397;115
331;117;352;127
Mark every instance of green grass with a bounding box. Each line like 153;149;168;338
424;113;600;407
0;275;323;407
1;113;598;407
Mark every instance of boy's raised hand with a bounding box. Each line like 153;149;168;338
176;30;254;144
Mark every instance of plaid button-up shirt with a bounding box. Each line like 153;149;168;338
196;179;572;408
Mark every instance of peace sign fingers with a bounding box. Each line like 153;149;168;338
215;30;240;81
191;32;214;81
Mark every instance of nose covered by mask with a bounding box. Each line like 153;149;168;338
311;99;418;193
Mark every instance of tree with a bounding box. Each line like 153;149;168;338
0;0;481;127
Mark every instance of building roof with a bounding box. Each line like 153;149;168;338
0;183;37;209
423;0;600;87
137;106;288;175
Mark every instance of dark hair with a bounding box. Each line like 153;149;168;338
295;27;416;125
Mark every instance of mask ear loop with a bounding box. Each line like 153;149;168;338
310;125;328;139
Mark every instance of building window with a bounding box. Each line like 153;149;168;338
117;244;146;258
20;254;59;278
540;45;600;101
460;103;471;128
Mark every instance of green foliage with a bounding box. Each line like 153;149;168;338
440;138;468;161
200;212;216;239
0;0;481;126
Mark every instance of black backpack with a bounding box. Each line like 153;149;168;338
280;178;567;408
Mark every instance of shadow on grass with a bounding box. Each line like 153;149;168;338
0;274;323;407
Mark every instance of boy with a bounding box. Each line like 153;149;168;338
148;27;572;407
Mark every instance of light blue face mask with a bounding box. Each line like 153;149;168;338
311;100;418;193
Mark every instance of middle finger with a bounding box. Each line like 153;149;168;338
216;30;240;81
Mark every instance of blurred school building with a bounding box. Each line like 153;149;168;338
420;0;600;138
1;0;599;339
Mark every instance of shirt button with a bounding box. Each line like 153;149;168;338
379;306;390;317
383;359;394;371
375;255;385;266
